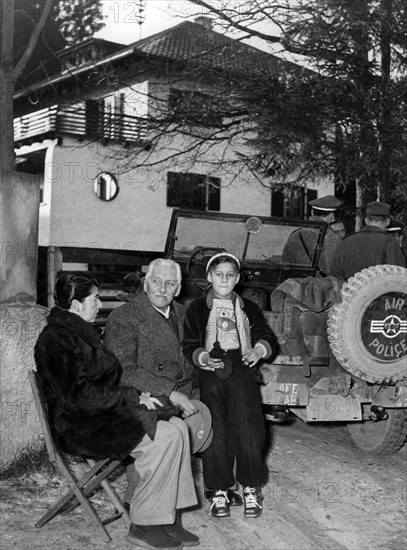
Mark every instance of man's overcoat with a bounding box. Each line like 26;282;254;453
331;225;406;280
104;291;194;397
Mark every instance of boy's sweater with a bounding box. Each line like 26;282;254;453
183;292;277;368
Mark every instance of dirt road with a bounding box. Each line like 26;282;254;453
1;419;406;550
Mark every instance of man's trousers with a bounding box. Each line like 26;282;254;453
129;416;197;525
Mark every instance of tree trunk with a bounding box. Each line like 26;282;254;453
0;0;52;302
355;177;363;232
0;171;41;301
377;0;392;202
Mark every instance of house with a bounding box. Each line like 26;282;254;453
13;16;334;254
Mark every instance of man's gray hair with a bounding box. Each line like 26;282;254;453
145;258;182;285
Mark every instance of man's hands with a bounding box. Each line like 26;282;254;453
169;390;197;418
140;391;196;419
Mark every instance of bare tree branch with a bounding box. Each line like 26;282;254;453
1;0;15;73
186;0;281;43
12;0;54;81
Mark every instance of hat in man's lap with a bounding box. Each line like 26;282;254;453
184;400;213;454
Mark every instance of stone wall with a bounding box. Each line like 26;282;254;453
0;299;48;469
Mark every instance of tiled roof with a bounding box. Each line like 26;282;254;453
129;20;297;76
14;20;303;100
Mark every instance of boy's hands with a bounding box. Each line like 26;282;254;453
200;356;224;371
242;347;263;367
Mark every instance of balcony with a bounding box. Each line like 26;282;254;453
14;104;148;146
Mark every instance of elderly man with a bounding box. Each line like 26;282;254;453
282;195;341;276
104;259;201;547
331;201;406;281
105;258;196;414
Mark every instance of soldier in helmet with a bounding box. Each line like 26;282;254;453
331;201;405;281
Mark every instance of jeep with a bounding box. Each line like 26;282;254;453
164;209;407;454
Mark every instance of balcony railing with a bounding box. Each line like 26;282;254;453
14;104;148;144
14;106;58;142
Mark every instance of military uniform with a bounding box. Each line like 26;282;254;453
331;201;406;280
330;225;405;280
282;195;341;276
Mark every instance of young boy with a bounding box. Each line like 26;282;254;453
182;253;277;519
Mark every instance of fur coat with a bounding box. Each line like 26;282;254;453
34;307;159;460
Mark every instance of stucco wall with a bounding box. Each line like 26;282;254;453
39;135;333;251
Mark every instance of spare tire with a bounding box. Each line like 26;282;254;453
328;265;407;384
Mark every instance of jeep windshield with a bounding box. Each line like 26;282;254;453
164;210;327;296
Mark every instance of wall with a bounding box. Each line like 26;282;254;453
37;135;279;251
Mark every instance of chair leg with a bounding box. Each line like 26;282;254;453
88;459;131;528
60;459;121;516
35;486;78;526
36;455;112;543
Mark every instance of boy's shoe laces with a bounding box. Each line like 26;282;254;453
244;487;262;509
209;490;229;514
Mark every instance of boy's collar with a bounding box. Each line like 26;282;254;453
206;289;244;309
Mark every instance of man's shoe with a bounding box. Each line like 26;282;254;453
209;490;230;518
164;512;200;547
243;487;263;518
126;524;182;549
227;489;243;507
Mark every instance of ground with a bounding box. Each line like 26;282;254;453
1;419;406;550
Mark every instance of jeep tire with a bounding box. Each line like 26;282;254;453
347;408;407;454
328;265;407;384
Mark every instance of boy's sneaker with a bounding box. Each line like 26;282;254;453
209;490;230;518
204;489;243;506
243;487;263;518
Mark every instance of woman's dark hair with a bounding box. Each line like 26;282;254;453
54;274;100;309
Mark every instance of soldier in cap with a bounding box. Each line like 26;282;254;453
331;201;405;280
282;194;341;276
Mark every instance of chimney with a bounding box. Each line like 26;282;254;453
194;16;213;30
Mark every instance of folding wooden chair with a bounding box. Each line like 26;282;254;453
28;370;131;543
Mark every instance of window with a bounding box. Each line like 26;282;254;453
271;188;318;219
169;89;223;127
93;172;119;201
85;84;148;142
85;99;104;139
167;172;220;211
